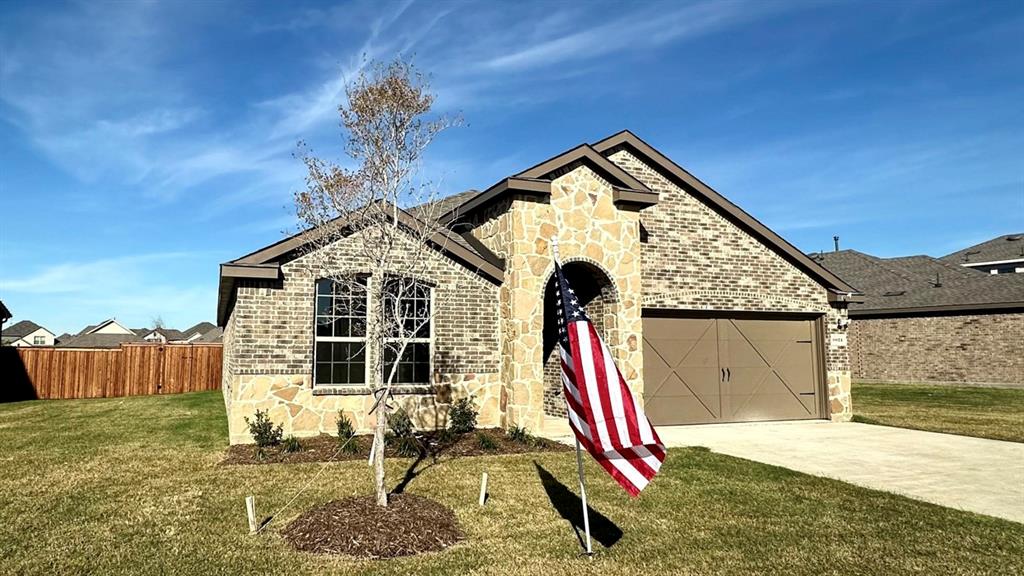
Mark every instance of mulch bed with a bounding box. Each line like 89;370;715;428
221;427;570;466
281;493;463;558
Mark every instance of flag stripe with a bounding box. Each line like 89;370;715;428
552;261;666;497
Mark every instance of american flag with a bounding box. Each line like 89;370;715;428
554;262;666;496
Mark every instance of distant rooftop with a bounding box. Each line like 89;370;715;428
812;249;1024;316
942;233;1024;265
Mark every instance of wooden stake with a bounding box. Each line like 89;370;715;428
479;472;488;506
245;496;257;535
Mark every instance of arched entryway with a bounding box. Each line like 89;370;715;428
542;260;618;418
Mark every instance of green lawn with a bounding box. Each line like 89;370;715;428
1;392;1022;575
853;382;1024;443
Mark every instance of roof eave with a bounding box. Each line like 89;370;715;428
850;301;1024;318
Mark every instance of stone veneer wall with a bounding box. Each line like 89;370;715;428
607;149;853;421
487;164;645;435
222;230;502;444
849;312;1024;386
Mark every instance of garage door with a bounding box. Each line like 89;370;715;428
642;315;824;425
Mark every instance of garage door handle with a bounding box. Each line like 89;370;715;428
721;368;725;382
726;368;730;382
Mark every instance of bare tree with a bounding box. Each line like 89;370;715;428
294;58;461;507
150;316;165;329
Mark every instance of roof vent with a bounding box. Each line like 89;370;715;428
1007;235;1022;241
933;272;942;288
883;290;906;297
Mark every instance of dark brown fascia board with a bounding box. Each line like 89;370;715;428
828;291;865;304
516;144;651;193
592;130;860;296
612;186;659;209
224;205;501;283
850;301;1024;318
231;212;359;266
220;262;281;280
439;177;550;224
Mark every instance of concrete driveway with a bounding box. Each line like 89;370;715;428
657;420;1024;524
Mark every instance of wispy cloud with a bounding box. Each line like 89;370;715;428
1;252;208;294
1;252;219;334
482;1;766;72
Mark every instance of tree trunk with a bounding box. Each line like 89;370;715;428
374;401;388;507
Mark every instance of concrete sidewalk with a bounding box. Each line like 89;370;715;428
655;421;1024;523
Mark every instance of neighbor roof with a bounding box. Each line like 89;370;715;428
57;333;144;349
182;321;217;339
942;233;1024;266
146;328;186;341
814;250;1024;317
194;326;223;343
4;320;45;338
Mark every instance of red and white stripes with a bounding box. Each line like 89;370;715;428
561;319;665;497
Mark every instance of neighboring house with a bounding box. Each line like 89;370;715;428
942;233;1024;275
217;130;859;444
182;322;217;341
141;328;186;343
1;320;56;347
58;318;144;349
193;326;223;343
814;249;1024;387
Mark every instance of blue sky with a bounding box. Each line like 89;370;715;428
1;0;1021;334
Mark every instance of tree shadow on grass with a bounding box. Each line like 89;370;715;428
534;461;623;550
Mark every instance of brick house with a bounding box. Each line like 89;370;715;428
217;131;859;444
815;249;1024;387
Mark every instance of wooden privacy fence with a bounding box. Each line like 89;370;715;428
3;343;222;401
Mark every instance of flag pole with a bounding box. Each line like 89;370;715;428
575;438;594;556
552;236;593;557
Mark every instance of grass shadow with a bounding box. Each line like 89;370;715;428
533;461;623;550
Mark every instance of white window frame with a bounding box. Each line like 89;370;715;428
381;278;434;387
312;276;370;387
33;335;46;345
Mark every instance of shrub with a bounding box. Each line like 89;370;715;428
476;431;497;451
387;409;422;457
389;408;414;438
507;425;533;445
282;435;302;453
245;410;283;448
435;428;457;445
449;396;478;434
394;434;423;457
336;411;359;453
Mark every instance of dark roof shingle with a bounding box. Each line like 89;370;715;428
813;249;1024;316
942;234;1024;265
57;333;144;349
4;320;44;338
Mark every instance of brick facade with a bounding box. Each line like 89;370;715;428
221;231;502;444
607;149;853;420
850;313;1024;386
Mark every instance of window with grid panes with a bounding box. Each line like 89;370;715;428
313;277;368;386
381;278;432;385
